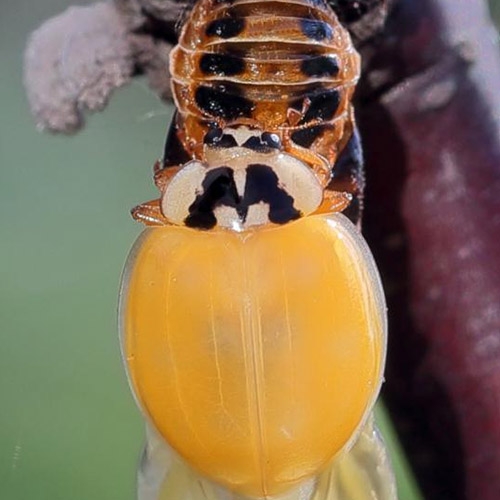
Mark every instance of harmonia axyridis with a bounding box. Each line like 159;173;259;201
119;0;396;499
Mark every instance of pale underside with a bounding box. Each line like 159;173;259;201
138;415;397;500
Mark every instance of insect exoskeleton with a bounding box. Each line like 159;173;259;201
132;125;352;230
120;210;387;499
161;126;323;231
169;0;360;178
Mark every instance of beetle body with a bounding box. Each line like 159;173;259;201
121;213;387;498
120;0;395;499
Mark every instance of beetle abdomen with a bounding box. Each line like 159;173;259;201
170;0;360;164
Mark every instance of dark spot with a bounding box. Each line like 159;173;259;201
301;55;339;77
203;127;223;145
243;164;300;224
185;167;240;229
218;135;239;147
332;0;369;24
203;128;239;148
261;132;281;149
242;133;281;153
299;19;333;41
205;17;245;39
195;85;254;120
291;88;341;124
199;53;245;76
291;125;325;148
242;136;265;151
219;135;239;148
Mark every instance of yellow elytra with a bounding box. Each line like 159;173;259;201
120;213;386;498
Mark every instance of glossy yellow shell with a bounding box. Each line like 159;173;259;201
120;213;386;498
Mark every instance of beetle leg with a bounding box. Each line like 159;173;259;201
282;135;332;187
312;190;353;215
131;199;171;226
286;98;311;127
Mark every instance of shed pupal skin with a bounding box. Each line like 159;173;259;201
132;126;352;231
169;0;361;181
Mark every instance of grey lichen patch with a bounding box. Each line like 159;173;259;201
24;3;135;133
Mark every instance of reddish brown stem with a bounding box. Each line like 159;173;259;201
359;1;500;498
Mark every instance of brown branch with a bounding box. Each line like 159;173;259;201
359;1;500;499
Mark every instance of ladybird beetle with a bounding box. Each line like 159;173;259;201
119;0;394;499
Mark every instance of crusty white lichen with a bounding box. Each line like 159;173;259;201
24;0;183;133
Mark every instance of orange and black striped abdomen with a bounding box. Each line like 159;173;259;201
170;0;360;167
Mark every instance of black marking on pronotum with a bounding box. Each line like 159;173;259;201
291;89;341;124
184;164;300;229
299;19;333;41
242;133;281;153
195;85;254;120
244;164;300;224
291;125;326;148
185;167;241;229
205;17;245;39
301;55;339;77
199;53;245;76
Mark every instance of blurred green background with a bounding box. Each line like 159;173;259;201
0;1;499;499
